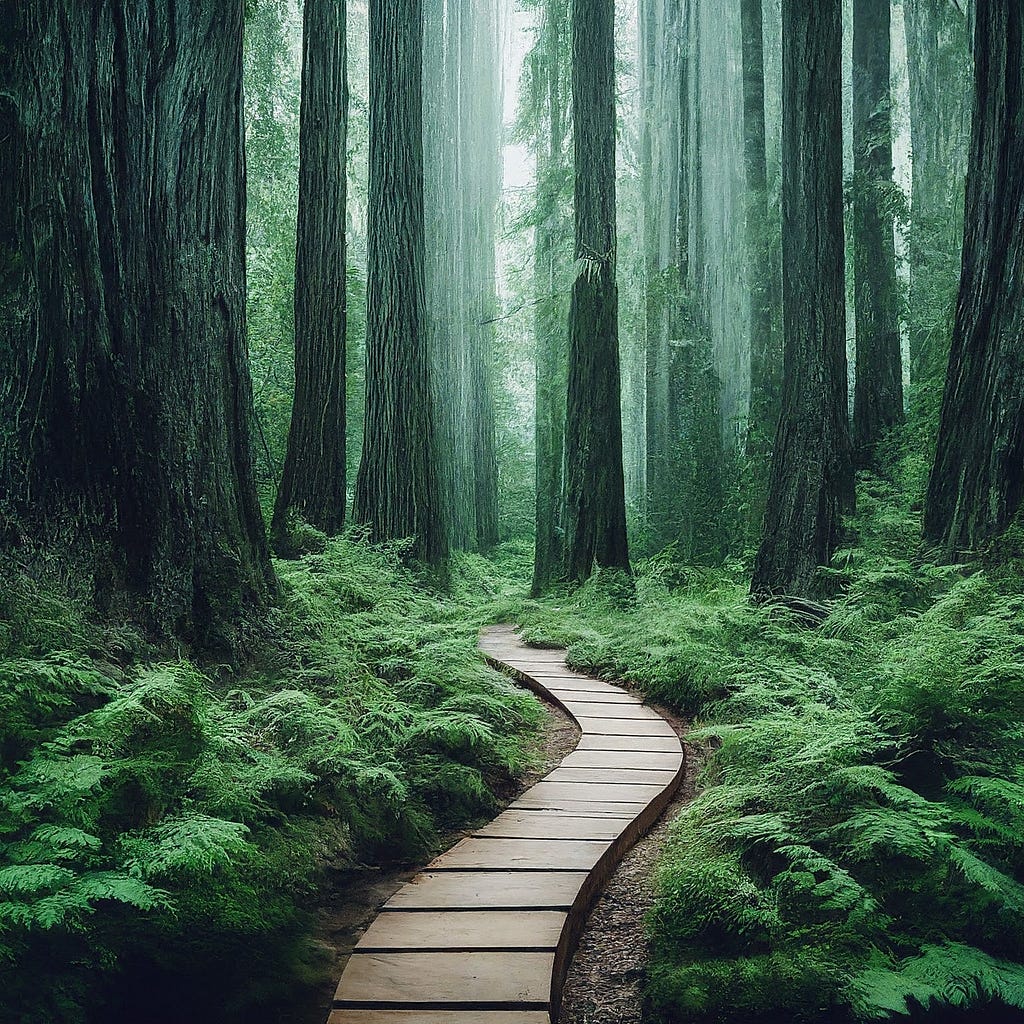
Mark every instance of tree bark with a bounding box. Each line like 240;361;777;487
271;0;348;551
923;0;1024;556
0;0;274;646
852;0;904;464
354;0;447;565
531;0;572;595
903;0;971;381
564;0;631;582
752;0;854;598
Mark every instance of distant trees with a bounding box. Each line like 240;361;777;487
272;0;349;552
903;0;971;380
752;0;854;597
531;0;572;595
563;0;631;582
0;0;274;644
741;0;782;453
354;0;448;565
423;0;502;555
639;0;683;551
923;0;1024;556
851;0;903;465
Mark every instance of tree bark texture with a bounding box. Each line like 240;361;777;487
271;0;348;550
923;0;1024;556
903;0;971;380
354;0;447;565
0;1;274;645
564;0;631;582
852;0;904;463
531;0;571;595
752;0;855;598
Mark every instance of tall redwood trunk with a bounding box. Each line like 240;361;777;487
564;0;631;582
272;0;348;550
752;0;854;598
0;1;274;646
354;0;447;565
852;0;904;464
923;0;1024;556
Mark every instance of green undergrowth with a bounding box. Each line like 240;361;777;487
0;537;543;1024
516;475;1024;1021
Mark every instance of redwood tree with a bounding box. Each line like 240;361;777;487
752;0;854;598
852;0;904;464
563;0;631;583
923;0;1024;556
0;1;274;644
354;0;447;565
272;0;348;551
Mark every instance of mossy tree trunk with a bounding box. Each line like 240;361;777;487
354;0;447;566
563;0;631;583
271;0;348;551
852;0;904;465
923;0;1024;556
752;0;855;598
0;0;274;647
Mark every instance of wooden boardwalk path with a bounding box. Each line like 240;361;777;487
328;624;685;1024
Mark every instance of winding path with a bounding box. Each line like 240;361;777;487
328;624;686;1024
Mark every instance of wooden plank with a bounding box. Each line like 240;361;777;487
574;716;677;737
431;837;607;872
356;910;566;951
334;951;553;1006
384;871;588;910
473;812;634;840
557;701;659;719
561;749;683;770
575;733;682;752
330;1013;551;1024
546;689;639;704
544;767;679;785
515;781;666;804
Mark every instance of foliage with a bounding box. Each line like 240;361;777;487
0;539;542;1023
517;445;1024;1023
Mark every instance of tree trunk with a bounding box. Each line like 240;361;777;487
354;0;447;565
564;0;631;582
923;0;1024;556
852;0;904;464
531;0;572;595
742;0;782;452
752;0;854;598
903;0;971;381
271;0;348;551
0;0;274;647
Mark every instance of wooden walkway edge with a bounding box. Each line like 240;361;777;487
328;624;686;1024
